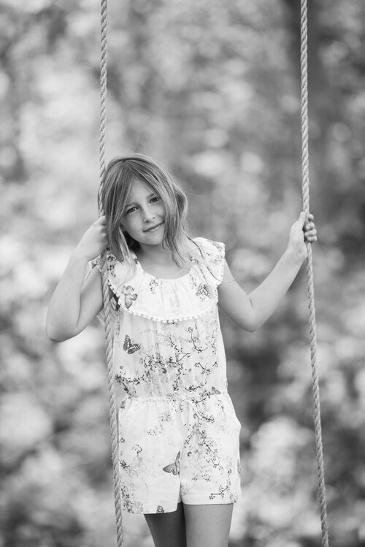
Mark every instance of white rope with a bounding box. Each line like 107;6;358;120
98;0;124;544
300;1;329;545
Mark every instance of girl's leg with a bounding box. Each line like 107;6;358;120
144;502;187;547
183;503;233;547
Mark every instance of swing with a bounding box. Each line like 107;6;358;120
97;1;330;546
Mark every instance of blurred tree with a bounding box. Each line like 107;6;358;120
1;1;365;546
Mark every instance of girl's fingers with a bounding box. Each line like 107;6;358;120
299;212;314;230
303;213;317;241
304;230;317;241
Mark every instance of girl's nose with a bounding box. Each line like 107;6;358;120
142;206;155;222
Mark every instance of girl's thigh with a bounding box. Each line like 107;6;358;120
183;503;234;547
144;502;187;547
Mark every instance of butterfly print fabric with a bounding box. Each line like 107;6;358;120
163;451;181;475
123;335;140;354
92;238;242;514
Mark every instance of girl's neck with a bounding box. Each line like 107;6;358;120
136;244;175;265
135;242;192;279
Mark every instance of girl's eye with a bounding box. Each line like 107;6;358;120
150;196;160;203
125;206;137;215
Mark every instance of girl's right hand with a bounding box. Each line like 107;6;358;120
73;215;108;261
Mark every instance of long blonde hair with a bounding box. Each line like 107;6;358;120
100;154;192;269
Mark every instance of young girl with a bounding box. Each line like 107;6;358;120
46;153;317;547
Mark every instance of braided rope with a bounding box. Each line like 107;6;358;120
98;0;108;212
98;0;124;545
300;1;329;545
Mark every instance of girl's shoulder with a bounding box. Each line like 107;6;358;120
90;250;135;287
191;236;225;257
190;236;226;285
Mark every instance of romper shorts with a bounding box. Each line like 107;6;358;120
117;392;242;514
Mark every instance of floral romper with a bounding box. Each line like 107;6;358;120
94;237;242;514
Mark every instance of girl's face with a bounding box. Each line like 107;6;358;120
121;178;165;247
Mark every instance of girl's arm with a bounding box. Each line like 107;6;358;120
45;216;107;342
218;212;317;332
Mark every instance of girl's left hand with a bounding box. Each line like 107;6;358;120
287;211;318;262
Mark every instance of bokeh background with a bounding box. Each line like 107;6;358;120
1;0;365;546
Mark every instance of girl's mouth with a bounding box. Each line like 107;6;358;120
145;222;163;232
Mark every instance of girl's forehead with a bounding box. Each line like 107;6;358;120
127;177;156;199
130;177;149;189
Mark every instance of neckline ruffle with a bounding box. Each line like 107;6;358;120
108;260;217;323
104;237;225;323
130;250;195;283
101;238;225;323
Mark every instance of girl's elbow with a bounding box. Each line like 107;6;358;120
247;316;266;332
243;320;258;333
233;316;257;332
240;314;261;332
228;312;258;332
45;322;73;343
45;327;65;343
241;307;258;331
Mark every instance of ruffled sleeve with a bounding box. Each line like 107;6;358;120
89;251;131;325
90;254;102;272
193;237;225;286
90;251;117;274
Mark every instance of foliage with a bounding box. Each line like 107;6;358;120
1;0;365;546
